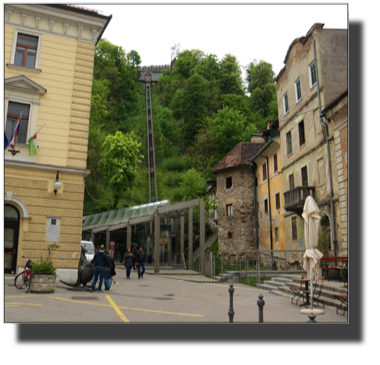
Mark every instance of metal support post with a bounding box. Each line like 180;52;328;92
106;229;110;251
188;207;193;270
180;213;185;269
154;209;160;274
257;294;265;323
127;223;131;250
199;199;205;275
228;284;235;323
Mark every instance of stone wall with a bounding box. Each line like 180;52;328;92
216;167;257;251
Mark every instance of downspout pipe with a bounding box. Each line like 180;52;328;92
260;152;274;269
313;40;337;255
250;162;259;251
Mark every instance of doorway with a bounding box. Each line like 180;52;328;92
4;204;20;274
319;215;331;256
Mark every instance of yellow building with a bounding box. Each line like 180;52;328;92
4;4;111;280
252;121;286;252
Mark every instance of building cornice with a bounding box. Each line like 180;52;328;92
5;4;111;44
5;159;91;177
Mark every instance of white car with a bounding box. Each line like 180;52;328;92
80;240;95;262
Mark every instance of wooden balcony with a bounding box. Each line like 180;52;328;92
284;186;315;215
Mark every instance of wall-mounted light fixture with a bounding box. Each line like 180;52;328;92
53;170;62;195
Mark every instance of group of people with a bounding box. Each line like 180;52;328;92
89;245;115;293
89;244;146;292
123;244;146;280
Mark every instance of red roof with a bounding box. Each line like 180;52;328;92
64;4;102;14
211;142;266;174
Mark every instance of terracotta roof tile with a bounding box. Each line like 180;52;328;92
211;142;266;174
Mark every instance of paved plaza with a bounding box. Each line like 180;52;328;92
4;267;348;323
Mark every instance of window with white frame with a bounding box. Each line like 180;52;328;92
226;204;233;216
309;61;317;87
283;92;289;115
295;78;302;102
9;29;43;70
5;102;31;144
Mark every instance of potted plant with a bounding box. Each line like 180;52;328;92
30;243;59;293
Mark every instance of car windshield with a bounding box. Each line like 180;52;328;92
81;243;94;254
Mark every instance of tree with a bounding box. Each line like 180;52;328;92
94;40;141;134
246;60;278;122
99;131;143;209
219;54;245;96
179;168;206;201
209;106;257;157
181;72;210;147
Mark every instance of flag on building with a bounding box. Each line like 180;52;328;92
10;117;21;150
27;123;45;156
28;133;38;155
4;132;9;150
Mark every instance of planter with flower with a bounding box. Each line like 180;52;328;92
30;243;59;293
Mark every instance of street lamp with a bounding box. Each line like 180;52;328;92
53;170;62;195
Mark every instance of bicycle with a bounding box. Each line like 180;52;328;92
14;256;33;293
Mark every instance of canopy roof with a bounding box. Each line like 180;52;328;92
82;198;203;233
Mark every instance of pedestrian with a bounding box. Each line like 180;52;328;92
90;244;108;292
136;246;146;279
123;248;134;279
104;250;115;291
132;244;139;271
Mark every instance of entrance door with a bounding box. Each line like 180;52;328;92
4;205;20;274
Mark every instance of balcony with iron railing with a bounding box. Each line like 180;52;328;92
284;186;315;215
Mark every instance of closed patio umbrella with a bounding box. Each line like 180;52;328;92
302;196;323;310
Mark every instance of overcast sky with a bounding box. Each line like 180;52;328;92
82;3;348;77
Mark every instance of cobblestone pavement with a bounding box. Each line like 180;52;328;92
4;268;348;323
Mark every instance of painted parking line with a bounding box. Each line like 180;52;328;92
106;295;129;323
50;297;204;317
5;295;37;299
5;302;42;306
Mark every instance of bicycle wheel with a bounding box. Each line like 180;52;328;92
14;272;25;289
25;276;31;293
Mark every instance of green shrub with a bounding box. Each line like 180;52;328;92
31;243;59;275
161;155;191;172
31;256;57;275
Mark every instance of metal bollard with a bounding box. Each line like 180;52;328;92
228;284;234;323
257;294;265;323
308;312;317;323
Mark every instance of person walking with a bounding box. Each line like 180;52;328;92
104;250;115;291
132;244;139;271
90;245;108;292
136;246;146;279
123;248;134;279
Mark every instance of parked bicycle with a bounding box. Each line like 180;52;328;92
14;256;33;293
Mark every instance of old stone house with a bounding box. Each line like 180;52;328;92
210;138;266;252
4;4;111;280
274;23;347;255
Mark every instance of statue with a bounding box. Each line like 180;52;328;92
60;246;94;289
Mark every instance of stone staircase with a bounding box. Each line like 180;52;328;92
257;273;348;310
191;230;218;266
212;271;240;283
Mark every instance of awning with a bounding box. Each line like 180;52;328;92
82;198;203;233
82;200;170;232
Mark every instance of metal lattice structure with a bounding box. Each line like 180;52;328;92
146;83;158;203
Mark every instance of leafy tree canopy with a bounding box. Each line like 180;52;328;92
99;131;143;208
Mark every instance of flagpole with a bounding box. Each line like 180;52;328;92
31;123;46;138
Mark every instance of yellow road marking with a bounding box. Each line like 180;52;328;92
5;295;37;299
106;295;129;323
50;297;203;317
6;302;42;306
6;305;21;307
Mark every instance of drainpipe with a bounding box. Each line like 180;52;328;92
250;162;259;251
313;40;337;255
260;152;274;269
